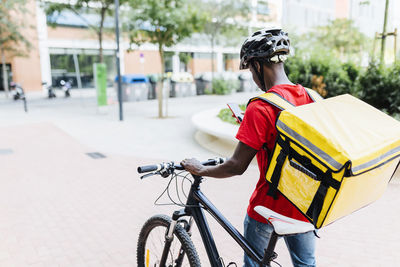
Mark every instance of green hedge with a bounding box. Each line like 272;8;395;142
212;78;240;95
284;53;357;97
285;54;399;115
217;58;400;124
215;53;399;121
356;61;400;115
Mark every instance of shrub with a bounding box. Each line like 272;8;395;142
311;75;327;97
342;62;360;82
383;63;400;115
323;65;352;97
285;53;356;97
356;61;387;110
284;54;312;87
218;104;246;124
212;78;239;95
286;54;399;116
341;62;361;95
354;61;400;115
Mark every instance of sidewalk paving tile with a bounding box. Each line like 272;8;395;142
0;91;399;266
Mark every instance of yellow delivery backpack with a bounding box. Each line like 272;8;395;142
249;89;400;229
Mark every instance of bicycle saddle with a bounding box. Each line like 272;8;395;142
254;206;315;236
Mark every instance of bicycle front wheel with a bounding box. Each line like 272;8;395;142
137;214;201;267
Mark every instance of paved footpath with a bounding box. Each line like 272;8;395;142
0;91;399;266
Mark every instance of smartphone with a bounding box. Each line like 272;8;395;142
227;103;244;124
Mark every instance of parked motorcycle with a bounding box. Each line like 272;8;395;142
10;82;25;101
10;82;27;112
60;79;71;97
42;82;56;98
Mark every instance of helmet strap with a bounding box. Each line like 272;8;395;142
251;61;266;91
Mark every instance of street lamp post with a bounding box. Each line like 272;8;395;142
115;0;123;121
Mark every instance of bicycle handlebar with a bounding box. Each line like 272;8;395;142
137;164;165;173
137;157;226;175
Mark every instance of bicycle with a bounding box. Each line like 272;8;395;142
137;158;315;267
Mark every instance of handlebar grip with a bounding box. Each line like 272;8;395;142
137;164;160;173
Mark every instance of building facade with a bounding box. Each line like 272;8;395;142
0;0;282;92
283;0;400;38
1;0;398;92
282;0;336;32
0;0;43;92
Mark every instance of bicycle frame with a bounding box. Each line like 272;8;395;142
168;174;278;267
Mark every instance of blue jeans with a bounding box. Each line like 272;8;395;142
243;214;316;267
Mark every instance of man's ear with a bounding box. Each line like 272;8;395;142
254;61;261;72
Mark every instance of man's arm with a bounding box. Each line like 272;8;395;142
181;141;258;178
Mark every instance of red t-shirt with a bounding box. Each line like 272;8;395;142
236;84;314;223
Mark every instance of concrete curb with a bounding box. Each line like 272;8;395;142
191;107;239;142
191;107;240;157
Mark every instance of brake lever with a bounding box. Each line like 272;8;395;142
140;172;158;179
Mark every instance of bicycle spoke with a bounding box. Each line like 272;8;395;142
144;225;192;266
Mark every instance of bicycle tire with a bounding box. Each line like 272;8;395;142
137;214;201;267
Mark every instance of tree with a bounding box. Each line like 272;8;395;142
43;0;128;63
126;0;204;118
0;0;31;97
304;19;369;62
195;0;250;78
179;52;192;72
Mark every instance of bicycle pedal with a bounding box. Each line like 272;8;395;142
226;262;237;267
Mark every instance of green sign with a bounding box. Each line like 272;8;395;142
94;63;107;106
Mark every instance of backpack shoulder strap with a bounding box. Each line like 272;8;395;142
247;91;295;111
247;87;323;110
304;87;323;102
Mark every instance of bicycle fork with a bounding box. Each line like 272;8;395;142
160;219;176;266
160;209;193;267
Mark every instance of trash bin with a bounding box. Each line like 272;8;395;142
170;72;196;97
194;72;212;95
238;72;258;92
114;74;149;102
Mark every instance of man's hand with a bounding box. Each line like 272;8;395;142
181;158;206;176
180;142;258;179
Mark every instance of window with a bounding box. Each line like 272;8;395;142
46;8;114;28
193;52;213;59
223;53;239;71
164;52;174;73
0;64;12;91
50;49;116;88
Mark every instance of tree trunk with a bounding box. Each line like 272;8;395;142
158;44;165;118
380;0;389;68
98;31;104;63
1;49;9;98
98;7;107;63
